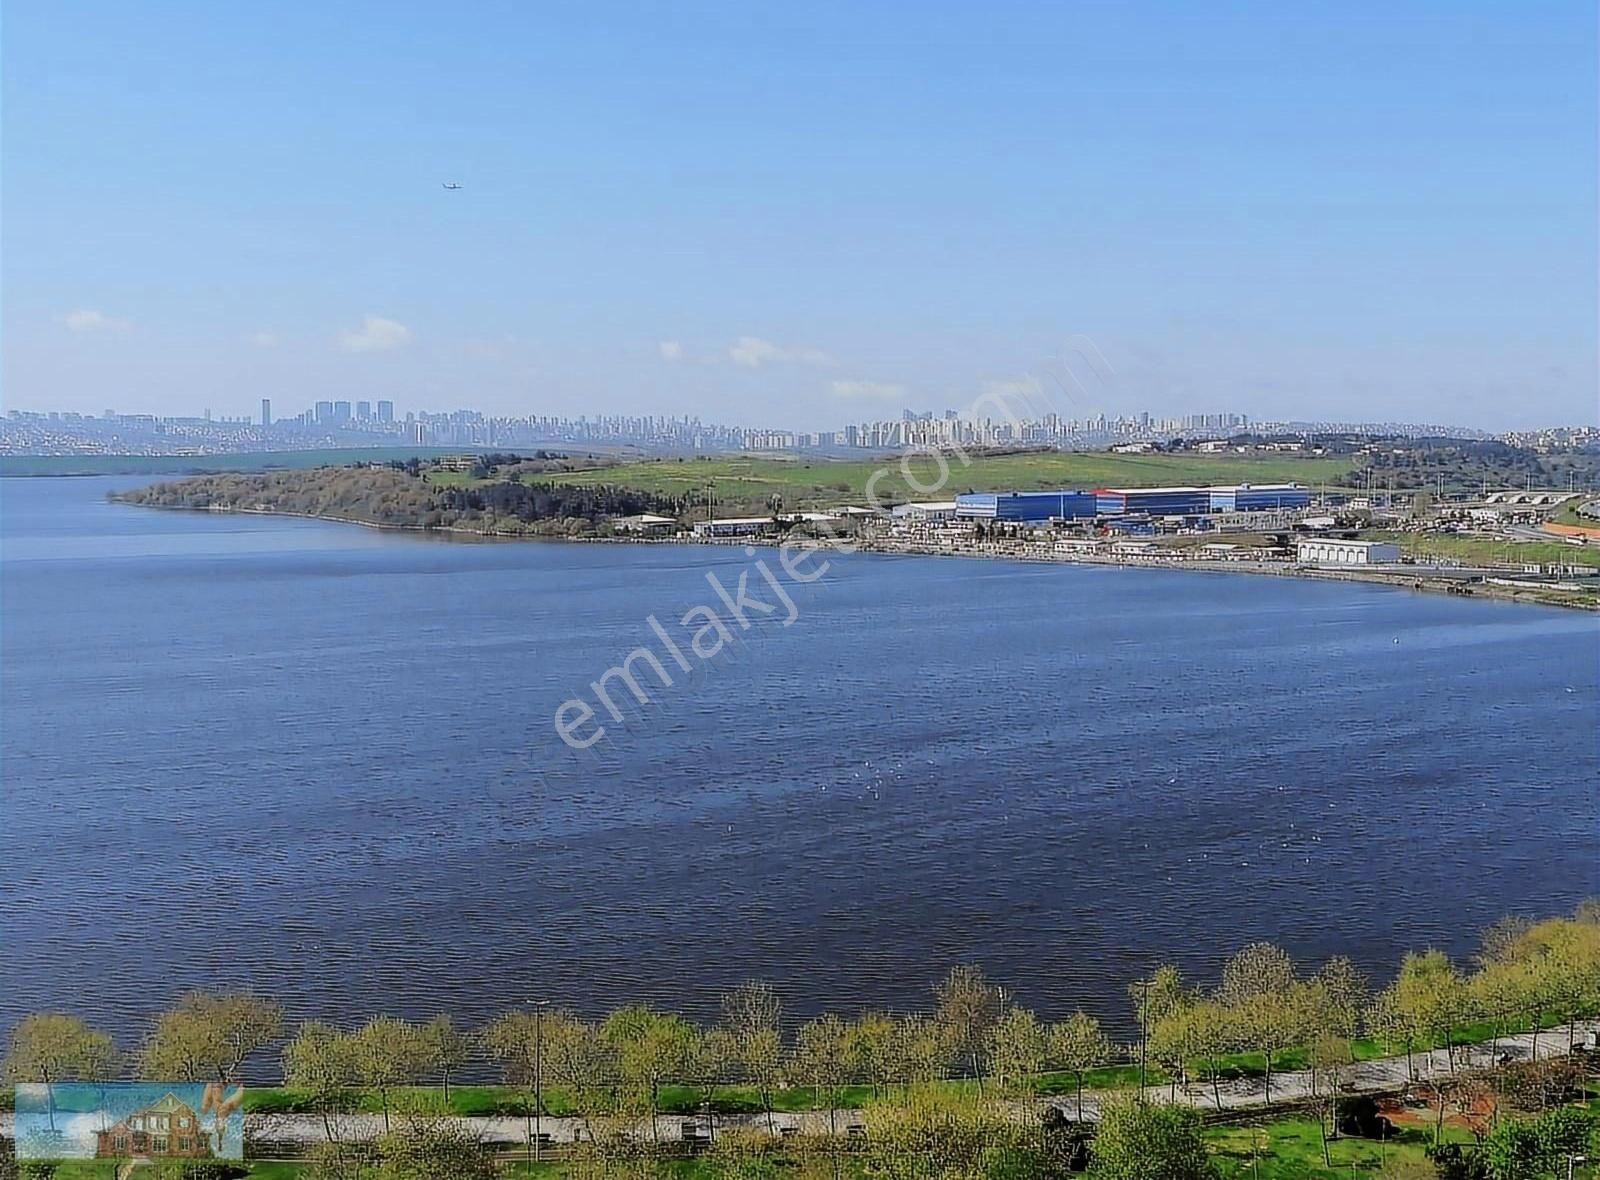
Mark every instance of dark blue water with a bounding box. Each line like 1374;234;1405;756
2;476;1597;1041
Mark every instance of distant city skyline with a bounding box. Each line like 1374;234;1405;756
4;1;1596;431
11;395;1591;462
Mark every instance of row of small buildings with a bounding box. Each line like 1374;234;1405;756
657;483;1315;540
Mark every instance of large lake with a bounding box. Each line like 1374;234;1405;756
2;476;1596;1040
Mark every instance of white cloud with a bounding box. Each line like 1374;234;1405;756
339;315;411;353
976;374;1053;419
830;379;906;401
248;330;279;348
980;376;1042;398
62;308;131;335
657;340;684;361
728;336;831;368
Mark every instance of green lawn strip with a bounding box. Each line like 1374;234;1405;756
1371;529;1600;569
1206;1116;1472;1179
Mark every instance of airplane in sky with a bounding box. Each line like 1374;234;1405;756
442;182;462;190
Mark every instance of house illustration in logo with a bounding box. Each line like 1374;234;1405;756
94;1092;212;1159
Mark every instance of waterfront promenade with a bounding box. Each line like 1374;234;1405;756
7;1021;1591;1149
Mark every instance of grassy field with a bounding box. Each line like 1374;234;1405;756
1207;1116;1471;1179
532;452;1357;513
1372;530;1600;569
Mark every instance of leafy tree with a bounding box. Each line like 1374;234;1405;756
1531;1105;1595;1167
140;992;282;1083
846;1011;897;1097
861;1088;1027;1180
2;1014;116;1131
793;1013;852;1138
1481;1120;1542;1180
1174;1001;1234;1111
1368;988;1419;1080
1148;1002;1201;1102
682;1027;737;1142
600;1004;696;1143
1310;956;1370;1050
1049;1011;1113;1121
281;1023;359;1148
306;1119;497;1180
368;1120;499;1180
1500;916;1600;1052
1135;965;1189;1028
986;1006;1047;1093
416;1015;472;1103
541;1014;619;1142
935;965;1005;1088
1393;949;1469;1071
1308;1033;1353;1165
1087;1098;1218;1180
1215;945;1306;1104
482;1007;586;1158
348;1017;428;1132
884;1013;948;1094
1426;1142;1489;1180
1217;943;1297;1009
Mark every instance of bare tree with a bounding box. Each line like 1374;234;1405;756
934;965;1003;1089
720;981;784;1134
418;1014;473;1103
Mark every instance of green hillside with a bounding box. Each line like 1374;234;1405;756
552;451;1358;513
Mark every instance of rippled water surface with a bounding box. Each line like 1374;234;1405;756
3;476;1597;1038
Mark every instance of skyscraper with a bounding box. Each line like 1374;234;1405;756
315;401;334;423
260;398;272;427
376;400;394;423
356;400;372;420
333;401;352;422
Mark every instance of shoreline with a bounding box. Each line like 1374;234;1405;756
111;499;1600;611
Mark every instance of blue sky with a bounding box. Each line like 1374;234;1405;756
4;1;1595;429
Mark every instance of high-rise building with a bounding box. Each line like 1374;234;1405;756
356;400;372;420
260;398;272;427
377;400;394;423
315;401;334;423
333;401;352;422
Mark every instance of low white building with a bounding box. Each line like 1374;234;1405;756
614;513;677;535
891;501;959;522
1296;538;1401;565
691;516;777;538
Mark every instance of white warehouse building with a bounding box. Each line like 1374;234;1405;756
1296;538;1402;565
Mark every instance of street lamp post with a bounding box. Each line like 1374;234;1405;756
534;999;550;1162
1134;977;1150;1097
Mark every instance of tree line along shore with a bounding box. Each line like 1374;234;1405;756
5;906;1599;1179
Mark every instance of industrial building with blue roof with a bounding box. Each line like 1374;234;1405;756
954;484;1310;522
